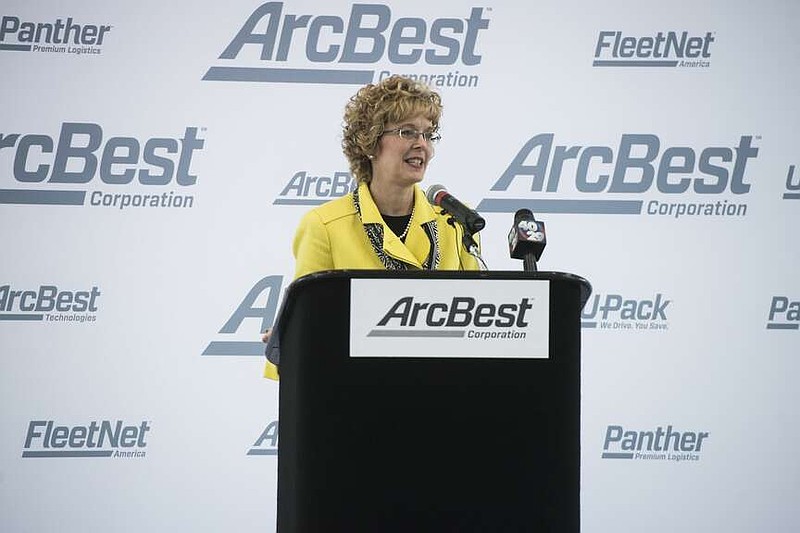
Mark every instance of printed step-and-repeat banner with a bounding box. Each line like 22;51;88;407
1;0;798;531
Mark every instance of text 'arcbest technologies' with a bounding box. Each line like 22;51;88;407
0;284;101;323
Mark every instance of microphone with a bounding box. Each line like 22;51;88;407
425;184;486;234
508;208;546;272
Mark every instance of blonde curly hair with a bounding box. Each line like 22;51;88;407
342;75;442;184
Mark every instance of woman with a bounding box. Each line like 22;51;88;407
264;75;480;378
293;74;480;277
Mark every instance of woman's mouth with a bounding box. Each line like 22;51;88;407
404;157;425;169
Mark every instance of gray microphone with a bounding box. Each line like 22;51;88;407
425;184;486;234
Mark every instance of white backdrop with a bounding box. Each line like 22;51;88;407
1;0;798;531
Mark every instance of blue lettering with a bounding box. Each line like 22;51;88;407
608;134;659;193
50;122;102;184
490;134;756;195
341;4;389;63
306;16;342;62
217;3;489;66
219;276;283;334
594;31;715;59
13;134;53;183
3;123;203;186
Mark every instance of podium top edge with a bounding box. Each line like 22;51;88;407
293;269;592;305
265;270;592;365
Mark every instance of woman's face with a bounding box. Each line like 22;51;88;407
370;114;435;189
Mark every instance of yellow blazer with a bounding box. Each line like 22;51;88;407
293;181;479;278
264;181;480;379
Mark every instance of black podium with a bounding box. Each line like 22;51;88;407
267;270;591;533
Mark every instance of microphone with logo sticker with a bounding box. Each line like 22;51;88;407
508;208;546;272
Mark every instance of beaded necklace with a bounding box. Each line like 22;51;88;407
398;202;416;240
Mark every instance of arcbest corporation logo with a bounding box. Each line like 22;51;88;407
22;419;150;458
350;278;549;358
593;30;714;68
273;170;357;205
785;164;800;200
476;134;759;218
203;2;490;87
766;296;799;331
203;276;284;356
0;283;100;323
0;123;205;209
602;424;709;462
581;292;670;331
248;420;279;456
0;15;112;56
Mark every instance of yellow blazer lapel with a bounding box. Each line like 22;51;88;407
403;186;439;267
357;182;422;268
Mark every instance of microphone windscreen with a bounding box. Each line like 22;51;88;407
425;184;447;206
514;208;534;224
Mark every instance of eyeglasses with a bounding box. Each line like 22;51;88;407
382;128;441;144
